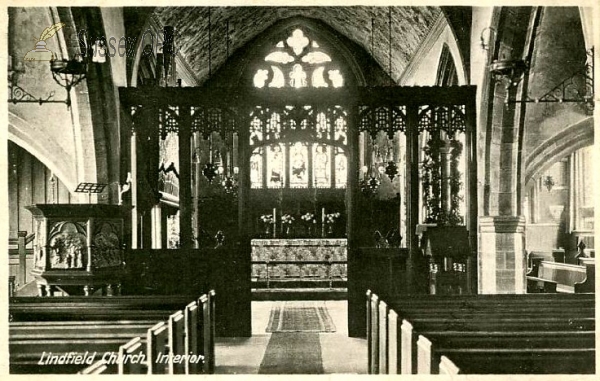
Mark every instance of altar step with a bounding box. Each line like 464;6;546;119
252;287;347;301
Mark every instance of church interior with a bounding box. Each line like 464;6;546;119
6;5;597;375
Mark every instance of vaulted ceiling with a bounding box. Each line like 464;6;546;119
153;6;442;84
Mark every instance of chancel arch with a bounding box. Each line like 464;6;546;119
119;15;477;337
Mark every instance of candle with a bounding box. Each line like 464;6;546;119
273;208;276;238
86;218;94;272
322;208;325;237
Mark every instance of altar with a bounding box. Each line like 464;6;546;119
251;238;347;288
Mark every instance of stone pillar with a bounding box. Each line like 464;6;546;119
479;216;526;294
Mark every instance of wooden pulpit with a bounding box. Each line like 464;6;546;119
26;204;130;296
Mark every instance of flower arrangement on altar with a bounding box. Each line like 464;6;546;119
260;214;274;224
300;212;316;223
281;214;295;225
325;212;341;224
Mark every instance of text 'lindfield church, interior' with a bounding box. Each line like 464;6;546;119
6;5;597;375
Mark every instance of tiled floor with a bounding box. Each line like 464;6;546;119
215;300;367;374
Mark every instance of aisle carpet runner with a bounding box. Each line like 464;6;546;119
266;302;336;332
259;302;335;374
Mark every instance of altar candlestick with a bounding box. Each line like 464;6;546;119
86;218;94;272
322;208;325;238
273;208;277;238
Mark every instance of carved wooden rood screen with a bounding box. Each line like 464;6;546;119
119;85;476;296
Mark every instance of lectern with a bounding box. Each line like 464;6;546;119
26;204;130;296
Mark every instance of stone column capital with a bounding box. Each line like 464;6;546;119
479;215;525;233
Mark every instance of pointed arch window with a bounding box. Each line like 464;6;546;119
249;28;348;190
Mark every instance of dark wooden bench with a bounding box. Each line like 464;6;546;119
435;346;595;374
371;293;595;373
416;332;595;374
389;314;594;374
367;291;595;375
527;261;595;293
10;292;216;375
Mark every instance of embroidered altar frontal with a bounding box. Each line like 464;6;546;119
251;239;347;288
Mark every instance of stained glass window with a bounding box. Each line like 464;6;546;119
290;142;309;187
335;149;347;189
249;28;347;189
266;51;295;64
313;144;331;188
253;69;269;88
316;112;329;139
250;116;263;145
329;70;343;88
267;144;285;188
312;67;328;88
269;66;285;88
334;114;347;144
250;148;263;189
253;28;344;89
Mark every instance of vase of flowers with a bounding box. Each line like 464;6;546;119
300;212;316;237
281;214;295;236
260;214;274;237
325;212;341;236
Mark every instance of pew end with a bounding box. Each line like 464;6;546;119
378;300;389;374
147;322;169;374
79;359;110;375
416;335;436;374
168;311;186;374
400;319;416;374
366;290;372;374
118;336;146;374
439;355;460;375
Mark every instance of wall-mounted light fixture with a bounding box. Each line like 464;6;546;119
543;175;555;192
8;54;87;108
504;48;594;115
489;59;528;89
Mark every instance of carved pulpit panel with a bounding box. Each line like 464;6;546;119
25;204;131;296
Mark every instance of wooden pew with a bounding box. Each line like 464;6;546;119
417;334;595;374
369;293;379;374
118;337;146;374
527;261;594;293
575;263;596;293
10;321;154;374
185;301;199;375
147;321;169;375
79;359;110;375
10;292;216;375
378;300;388;374
369;292;595;375
10;338;147;374
366;290;372;374
200;294;212;374
416;332;596;374
168;311;186;374
207;290;216;373
389;315;595;375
